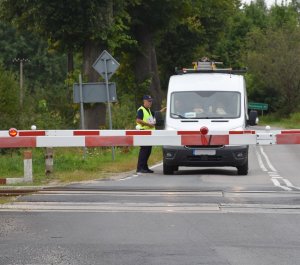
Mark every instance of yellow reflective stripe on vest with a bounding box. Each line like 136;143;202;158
137;106;155;130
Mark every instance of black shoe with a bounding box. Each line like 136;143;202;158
136;169;150;173
136;169;154;174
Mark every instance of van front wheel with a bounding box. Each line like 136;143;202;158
237;160;248;175
163;163;178;175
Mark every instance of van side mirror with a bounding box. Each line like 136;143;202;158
248;110;258;126
155;111;165;129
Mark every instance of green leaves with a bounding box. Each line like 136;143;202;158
245;27;300;114
1;0;300;126
0;65;19;129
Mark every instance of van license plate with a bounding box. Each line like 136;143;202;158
193;150;216;156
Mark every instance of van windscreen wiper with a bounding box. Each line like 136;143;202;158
170;113;187;119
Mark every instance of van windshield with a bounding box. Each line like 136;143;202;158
170;91;241;119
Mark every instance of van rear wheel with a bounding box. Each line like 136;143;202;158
237;160;248;175
163;163;178;175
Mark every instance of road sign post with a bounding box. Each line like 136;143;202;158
78;74;87;159
73;51;119;160
104;58;113;132
92;50;120;160
78;74;85;130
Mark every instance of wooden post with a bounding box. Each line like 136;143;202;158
45;148;54;175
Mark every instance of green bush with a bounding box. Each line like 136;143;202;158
111;93;137;129
259;112;300;129
0;65;20;130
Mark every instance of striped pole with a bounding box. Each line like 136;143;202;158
1;129;300;148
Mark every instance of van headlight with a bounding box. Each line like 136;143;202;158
234;151;246;159
165;151;176;158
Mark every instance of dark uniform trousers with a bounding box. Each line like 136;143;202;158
137;146;152;171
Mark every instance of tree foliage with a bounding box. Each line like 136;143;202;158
0;0;134;128
0;0;300;130
0;65;20;128
245;27;300;114
243;1;300;115
157;0;239;88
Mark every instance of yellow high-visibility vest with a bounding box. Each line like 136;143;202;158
136;106;155;130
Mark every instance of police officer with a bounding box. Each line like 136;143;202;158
136;95;156;173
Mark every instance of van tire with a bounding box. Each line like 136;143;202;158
163;163;178;175
237;160;248;175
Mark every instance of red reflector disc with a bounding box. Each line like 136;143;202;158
9;128;18;137
200;126;209;135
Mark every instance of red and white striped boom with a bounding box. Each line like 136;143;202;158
1;129;300;148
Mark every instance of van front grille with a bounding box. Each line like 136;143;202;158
185;145;223;149
187;155;222;161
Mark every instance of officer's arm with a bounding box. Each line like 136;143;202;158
136;118;155;128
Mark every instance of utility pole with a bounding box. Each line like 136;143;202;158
13;58;30;108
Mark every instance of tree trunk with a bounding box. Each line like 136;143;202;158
82;40;106;128
134;25;163;110
67;51;74;73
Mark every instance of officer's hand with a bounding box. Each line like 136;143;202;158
160;107;167;112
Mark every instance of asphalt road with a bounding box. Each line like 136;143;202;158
1;144;300;265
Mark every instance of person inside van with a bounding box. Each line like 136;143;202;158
214;102;227;115
173;99;188;117
174;99;184;113
193;102;204;114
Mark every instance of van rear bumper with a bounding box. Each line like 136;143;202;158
163;145;248;167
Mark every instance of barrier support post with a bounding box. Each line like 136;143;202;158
45;148;54;175
23;150;33;182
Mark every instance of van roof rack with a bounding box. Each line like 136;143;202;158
175;57;247;75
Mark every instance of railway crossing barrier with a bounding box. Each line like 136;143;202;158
1;127;300;184
1;128;300;148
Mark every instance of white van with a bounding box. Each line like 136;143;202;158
161;61;257;175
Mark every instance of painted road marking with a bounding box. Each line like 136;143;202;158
119;162;163;180
255;146;299;191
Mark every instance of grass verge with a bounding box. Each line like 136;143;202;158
0;196;17;204
0;146;163;185
259;112;300;129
